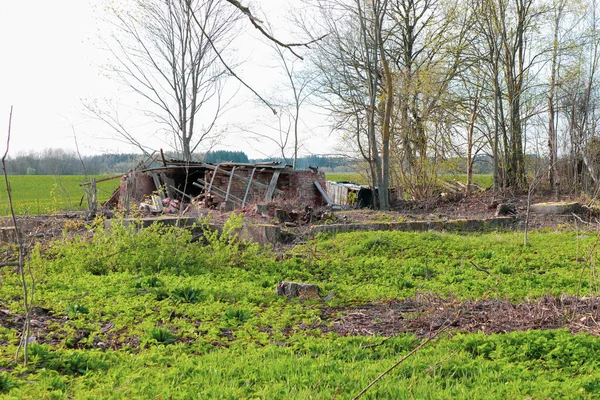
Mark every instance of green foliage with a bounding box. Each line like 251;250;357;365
287;230;600;300
171;286;204;304
66;303;89;317
145;328;177;346
49;352;104;375
223;308;252;326
0;373;15;393
4;228;600;398
36;214;271;277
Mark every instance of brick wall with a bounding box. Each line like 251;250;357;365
207;167;326;207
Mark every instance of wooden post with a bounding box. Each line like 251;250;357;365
314;181;334;205
86;177;98;215
160;173;175;198
125;174;133;215
152;173;166;200
242;168;256;206
225;166;236;203
207;164;221;193
265;170;281;201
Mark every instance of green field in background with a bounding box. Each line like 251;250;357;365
0;173;493;216
326;172;494;189
0;175;120;216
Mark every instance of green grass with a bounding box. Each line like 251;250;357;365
326;172;368;184
0;175;120;215
1;221;599;398
326;173;494;189
442;174;494;189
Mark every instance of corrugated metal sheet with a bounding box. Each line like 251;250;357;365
325;181;361;206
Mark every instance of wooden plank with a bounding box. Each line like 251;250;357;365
264;170;281;201
160;173;176;198
193;181;242;204
170;186;193;201
242;168;256;207
225;166;236;202
80;173;124;186
314;181;334;205
160;148;167;167
207;164;221;193
152;173;166;200
85;177;98;214
204;165;283;194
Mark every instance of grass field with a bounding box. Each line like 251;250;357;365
1;219;599;398
0;175;120;215
326;172;494;189
0;173;492;216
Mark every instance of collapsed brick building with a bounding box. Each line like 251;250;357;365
101;158;330;213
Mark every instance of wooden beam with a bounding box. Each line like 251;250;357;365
205;165;283;194
242;168;256;206
225;166;236;203
207;164;221;193
160;173;176;198
264;170;281;201
151;173;166;200
80;174;123;186
170;186;194;201
193;180;242;204
314;181;334;205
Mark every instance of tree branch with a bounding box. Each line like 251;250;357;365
224;0;326;59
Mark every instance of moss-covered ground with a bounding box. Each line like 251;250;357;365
1;217;599;399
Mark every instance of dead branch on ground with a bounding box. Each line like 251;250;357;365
352;312;459;400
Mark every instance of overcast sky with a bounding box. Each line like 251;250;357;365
0;0;338;159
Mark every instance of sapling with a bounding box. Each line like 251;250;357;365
3;106;33;365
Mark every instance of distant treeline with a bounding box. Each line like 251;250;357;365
203;151;249;164
6;149;142;176
250;155;350;170
204;150;350;170
5;149;353;175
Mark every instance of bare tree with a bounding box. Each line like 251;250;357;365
101;0;239;161
271;42;316;168
308;0;391;208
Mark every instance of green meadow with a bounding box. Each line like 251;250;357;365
326;172;494;189
1;218;599;398
0;173;493;216
0;175;120;216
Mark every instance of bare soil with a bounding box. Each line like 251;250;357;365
320;295;600;339
2;295;599;352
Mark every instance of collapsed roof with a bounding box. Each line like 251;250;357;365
85;156;331;215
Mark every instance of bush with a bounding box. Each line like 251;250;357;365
34;214;273;276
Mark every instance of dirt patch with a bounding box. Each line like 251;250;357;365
321;295;600;338
0;305;138;350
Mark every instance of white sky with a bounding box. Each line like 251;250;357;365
0;0;338;159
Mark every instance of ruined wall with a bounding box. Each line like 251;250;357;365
206;168;326;207
117;171;155;209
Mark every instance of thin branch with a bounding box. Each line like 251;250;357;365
224;0;326;59
2;106;31;366
352;314;457;399
189;7;277;114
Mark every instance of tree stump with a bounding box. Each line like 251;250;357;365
276;281;321;300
